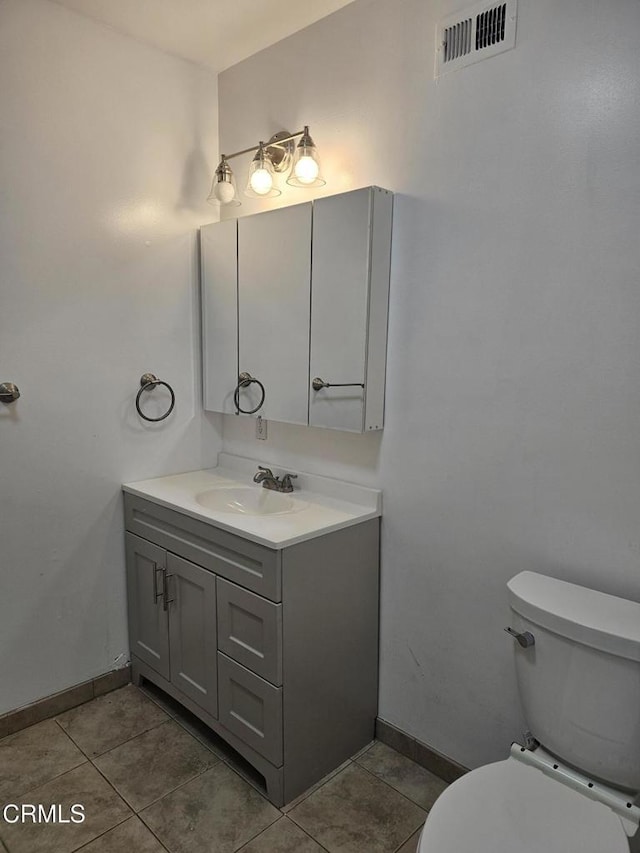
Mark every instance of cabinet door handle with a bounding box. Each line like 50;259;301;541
312;377;365;391
162;572;174;612
152;564;164;604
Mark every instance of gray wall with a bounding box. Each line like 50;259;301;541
0;0;221;714
218;0;640;768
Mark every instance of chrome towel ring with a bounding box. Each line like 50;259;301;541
136;373;175;422
234;372;266;415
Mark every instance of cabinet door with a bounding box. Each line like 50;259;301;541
125;533;170;680
309;187;392;432
201;219;238;414
237;203;312;425
167;553;218;718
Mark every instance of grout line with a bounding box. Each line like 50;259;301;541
391;825;422;853
5;756;90;802
232;812;283;852
286;815;332;852
355;761;431;815
57;706;170;761
70;813;132;852
86;760;135;816
282;759;353;814
116;763;216;814
132;812;173;853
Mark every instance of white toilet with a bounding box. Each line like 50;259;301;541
417;571;640;852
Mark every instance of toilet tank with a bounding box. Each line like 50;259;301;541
508;571;640;792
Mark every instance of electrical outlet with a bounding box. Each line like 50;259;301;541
256;416;268;440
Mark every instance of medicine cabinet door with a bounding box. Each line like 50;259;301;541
237;203;312;425
201;219;238;414
309;187;392;432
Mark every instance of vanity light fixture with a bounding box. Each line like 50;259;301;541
207;126;325;207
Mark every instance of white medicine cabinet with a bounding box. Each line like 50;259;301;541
201;186;393;433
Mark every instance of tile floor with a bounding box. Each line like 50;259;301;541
0;684;448;853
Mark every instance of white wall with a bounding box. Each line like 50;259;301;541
0;0;221;715
218;0;640;768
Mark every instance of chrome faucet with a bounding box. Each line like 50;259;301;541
253;466;298;493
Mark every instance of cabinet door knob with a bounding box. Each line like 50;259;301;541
0;382;20;404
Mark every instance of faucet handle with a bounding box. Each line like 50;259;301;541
280;473;298;491
253;465;274;483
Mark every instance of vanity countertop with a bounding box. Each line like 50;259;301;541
123;453;381;549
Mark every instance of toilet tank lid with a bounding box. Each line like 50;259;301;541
508;572;640;662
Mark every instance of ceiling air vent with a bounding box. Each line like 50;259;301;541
436;0;517;77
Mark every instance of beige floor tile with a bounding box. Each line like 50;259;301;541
94;719;218;810
0;719;86;800
237;816;326;852
396;828;422;853
288;763;426;853
0;763;131;853
57;685;168;757
281;759;352;813
76;816;165;852
356;741;448;811
141;762;279;853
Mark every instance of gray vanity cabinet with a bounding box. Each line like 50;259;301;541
125;533;218;718
126;534;170;681
166;554;218;718
124;492;379;807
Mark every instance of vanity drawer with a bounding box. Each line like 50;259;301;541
217;653;283;766
124;494;281;601
217;578;282;685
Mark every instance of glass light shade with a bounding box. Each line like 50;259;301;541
287;127;326;188
244;144;281;198
207;158;240;206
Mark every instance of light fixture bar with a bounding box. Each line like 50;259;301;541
208;126;324;207
221;129;306;162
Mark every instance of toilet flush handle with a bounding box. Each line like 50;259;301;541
504;627;535;648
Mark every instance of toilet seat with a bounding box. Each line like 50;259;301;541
418;757;630;853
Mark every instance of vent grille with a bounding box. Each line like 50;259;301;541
476;4;507;51
436;0;517;77
443;19;472;63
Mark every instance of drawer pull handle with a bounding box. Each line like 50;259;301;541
152;564;164;604
163;572;174;611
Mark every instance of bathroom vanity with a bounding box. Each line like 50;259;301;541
123;455;380;806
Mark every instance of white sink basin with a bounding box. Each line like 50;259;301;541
195;487;305;516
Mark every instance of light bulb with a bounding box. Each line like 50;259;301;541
250;168;273;196
294;155;319;184
214;180;235;204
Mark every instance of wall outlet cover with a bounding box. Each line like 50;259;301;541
256;417;268;440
